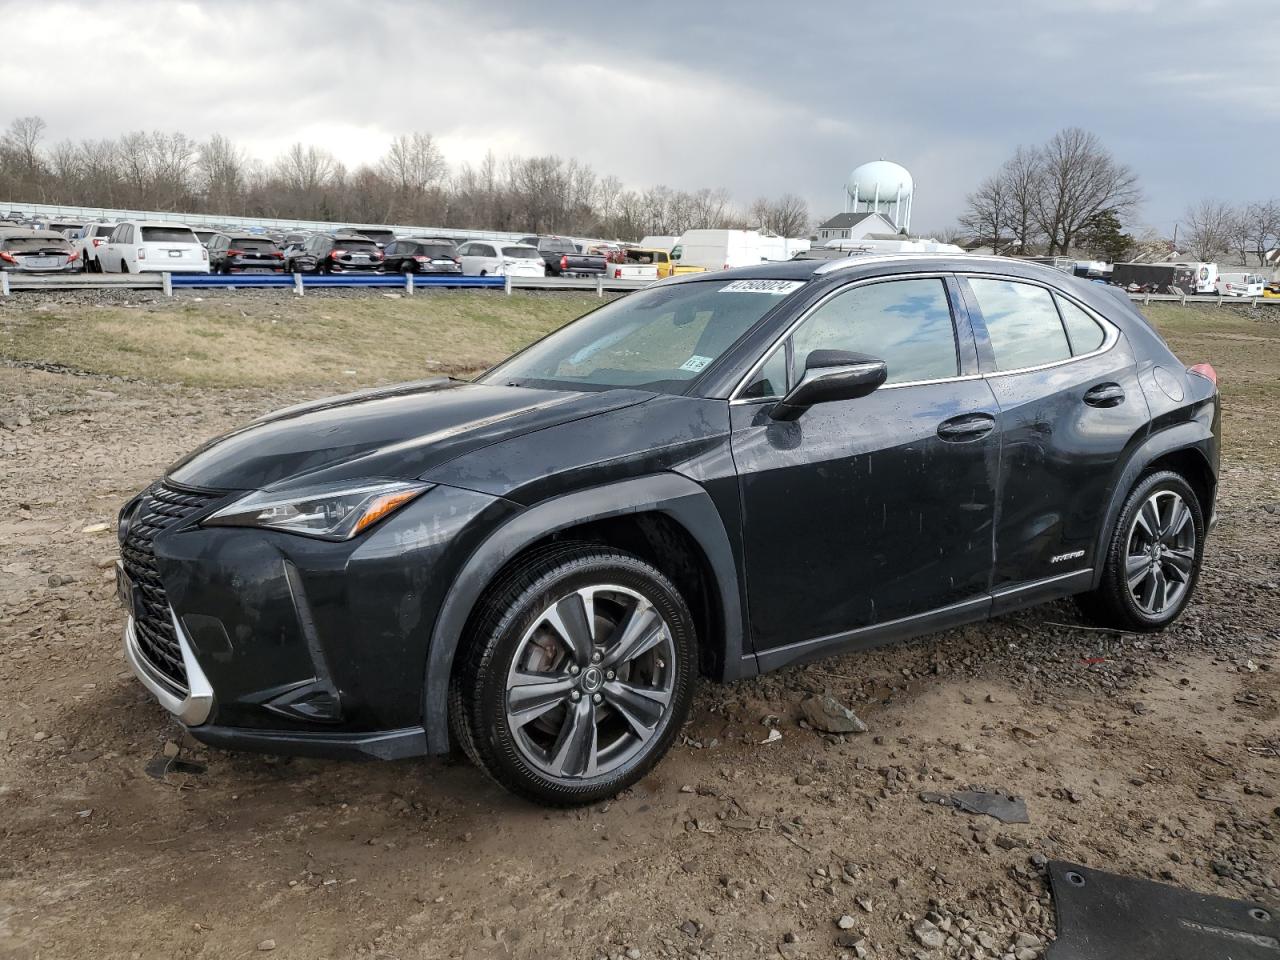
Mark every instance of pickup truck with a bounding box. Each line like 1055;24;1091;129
518;236;607;277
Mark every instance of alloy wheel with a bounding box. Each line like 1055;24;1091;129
504;584;676;780
1124;489;1196;616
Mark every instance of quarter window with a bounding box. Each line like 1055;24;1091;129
968;279;1071;371
1056;297;1107;355
789;278;959;386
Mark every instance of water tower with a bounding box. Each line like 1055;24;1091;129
845;160;913;233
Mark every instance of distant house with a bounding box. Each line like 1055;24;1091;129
815;212;899;242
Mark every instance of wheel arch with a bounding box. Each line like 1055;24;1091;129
421;472;749;753
1090;424;1217;591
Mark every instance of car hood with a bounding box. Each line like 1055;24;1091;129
166;377;653;492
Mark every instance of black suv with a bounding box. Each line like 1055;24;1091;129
381;238;462;275
285;234;383;273
206;234;285;274
118;256;1219;805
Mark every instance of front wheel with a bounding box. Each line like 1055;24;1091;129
1077;470;1205;631
451;544;696;806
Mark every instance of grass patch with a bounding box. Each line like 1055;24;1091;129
0;291;603;389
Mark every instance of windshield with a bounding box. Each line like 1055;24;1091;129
141;227;197;243
418;243;456;258
4;237;70;252
228;239;277;252
481;278;804;392
502;246;540;260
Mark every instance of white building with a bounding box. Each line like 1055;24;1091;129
815;211;899;243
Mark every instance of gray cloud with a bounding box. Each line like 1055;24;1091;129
1;0;1274;231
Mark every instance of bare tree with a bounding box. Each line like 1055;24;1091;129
1002;146;1043;253
1239;199;1280;266
1181;199;1236;262
2;116;47;173
199;134;248;214
959;170;1012;253
1033;128;1140;254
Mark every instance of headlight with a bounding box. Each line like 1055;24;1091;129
203;480;431;541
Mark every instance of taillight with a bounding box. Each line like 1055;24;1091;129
375;250;384;260
226;249;243;256
331;250;342;259
0;251;16;263
414;255;429;262
92;237;105;247
560;255;568;271
1188;363;1218;387
272;251;284;258
614;268;622;278
137;247;146;260
67;249;79;262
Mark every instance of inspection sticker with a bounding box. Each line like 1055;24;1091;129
680;355;714;372
719;279;805;295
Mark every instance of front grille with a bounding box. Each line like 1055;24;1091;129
121;483;220;691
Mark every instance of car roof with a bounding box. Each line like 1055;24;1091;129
662;253;1102;285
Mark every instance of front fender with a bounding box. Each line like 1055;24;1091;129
421;472;748;754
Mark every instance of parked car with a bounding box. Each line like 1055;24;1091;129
73;222;118;272
97;221;209;274
207;234;286;274
117;255;1219;805
192;229;219;248
518;235;607;276
457;240;546;277
0;229;83;273
336;226;396;249
285;234;383;273
382;238;462;275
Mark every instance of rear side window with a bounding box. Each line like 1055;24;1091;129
968;279;1070;371
1056;297;1106;355
788;278;959;386
141;227;197;243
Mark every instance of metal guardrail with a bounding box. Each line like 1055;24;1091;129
2;270;1278;306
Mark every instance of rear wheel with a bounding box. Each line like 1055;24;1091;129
1077;470;1204;631
119;260;129;273
451;544;696;806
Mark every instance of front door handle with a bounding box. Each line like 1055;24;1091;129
1083;382;1125;408
937;412;996;442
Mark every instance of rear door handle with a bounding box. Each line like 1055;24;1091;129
937;412;996;442
1083;382;1125;408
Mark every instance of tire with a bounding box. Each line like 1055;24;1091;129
119;260;129;274
450;543;697;806
1077;470;1204;631
401;262;415;275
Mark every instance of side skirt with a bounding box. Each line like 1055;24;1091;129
753;568;1094;675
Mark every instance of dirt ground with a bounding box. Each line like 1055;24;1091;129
0;293;1277;960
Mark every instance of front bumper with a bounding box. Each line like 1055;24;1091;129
123;611;214;725
118;481;514;754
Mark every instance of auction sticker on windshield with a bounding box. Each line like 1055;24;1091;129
679;355;714;372
719;279;805;295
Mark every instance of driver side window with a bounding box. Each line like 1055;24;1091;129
740;278;960;399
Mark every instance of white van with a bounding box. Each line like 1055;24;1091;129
638;235;679;252
97;221;209;274
1218;272;1265;297
671;230;775;271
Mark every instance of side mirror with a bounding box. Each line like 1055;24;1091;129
769;349;887;421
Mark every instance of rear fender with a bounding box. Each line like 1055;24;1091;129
421;472;748;753
1089;419;1217;590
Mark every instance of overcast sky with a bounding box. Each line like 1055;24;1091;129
3;0;1276;232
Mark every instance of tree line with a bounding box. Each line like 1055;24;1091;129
1180;198;1280;265
957;128;1142;259
958;126;1278;266
0;116;811;240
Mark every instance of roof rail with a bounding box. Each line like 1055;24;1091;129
811;252;1030;276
